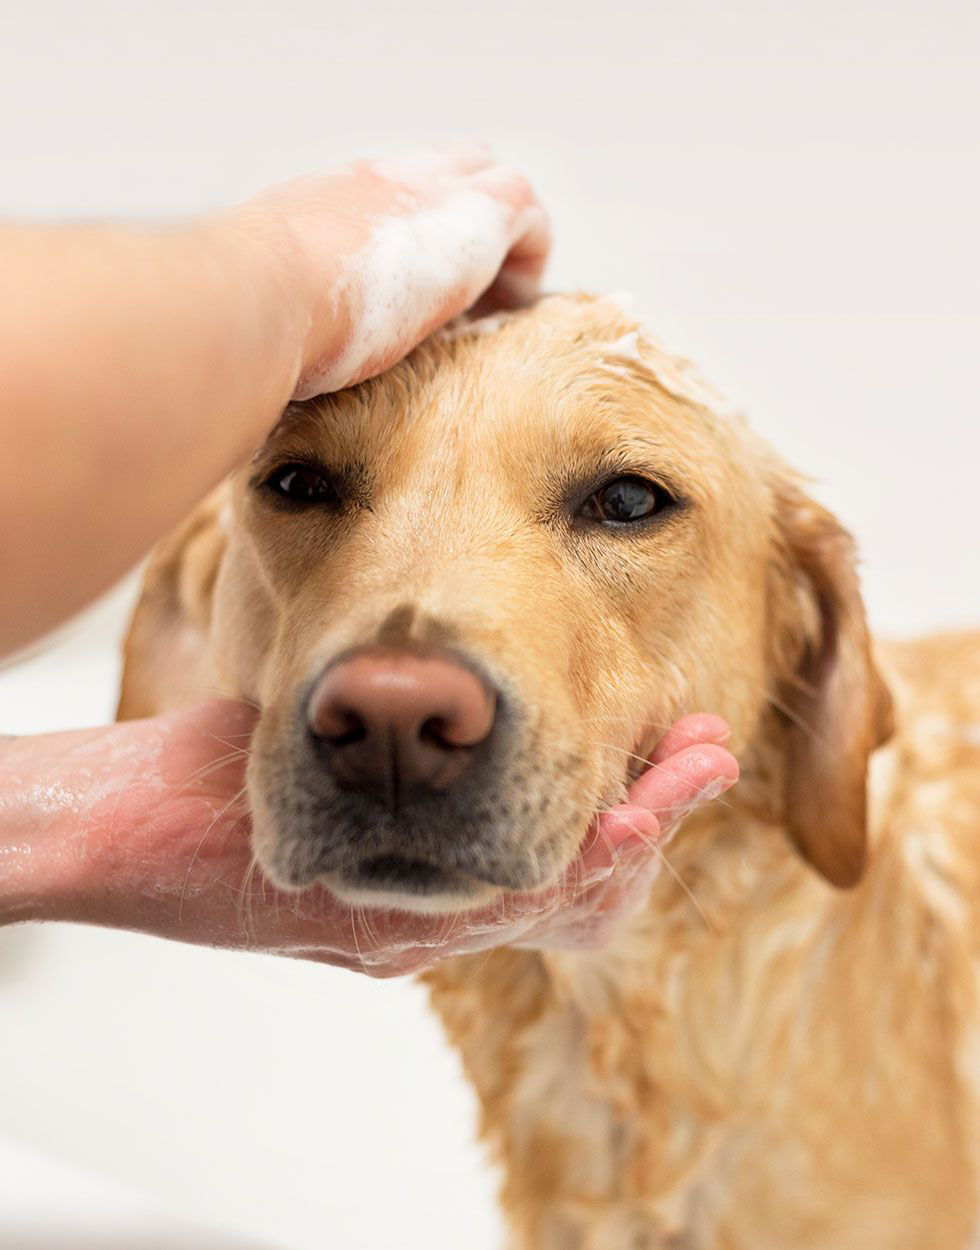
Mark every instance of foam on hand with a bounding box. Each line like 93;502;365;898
294;167;543;400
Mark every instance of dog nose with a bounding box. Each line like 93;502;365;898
308;649;497;796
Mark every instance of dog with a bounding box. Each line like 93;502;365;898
118;293;980;1249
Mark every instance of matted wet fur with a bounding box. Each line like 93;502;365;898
119;295;980;1249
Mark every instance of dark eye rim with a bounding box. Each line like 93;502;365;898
256;458;341;507
574;473;681;528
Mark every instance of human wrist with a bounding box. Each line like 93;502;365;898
0;726;122;928
206;199;342;403
0;734;70;925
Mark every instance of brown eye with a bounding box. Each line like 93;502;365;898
265;462;338;505
582;475;671;524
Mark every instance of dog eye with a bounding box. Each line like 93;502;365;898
264;463;337;505
581;476;670;524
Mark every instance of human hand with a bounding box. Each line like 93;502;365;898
0;148;546;658
237;145;551;399
0;703;736;974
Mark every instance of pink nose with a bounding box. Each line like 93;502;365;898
308;649;497;795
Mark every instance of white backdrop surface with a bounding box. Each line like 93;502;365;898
1;2;978;1247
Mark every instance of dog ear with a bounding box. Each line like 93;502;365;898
116;486;229;720
770;480;894;887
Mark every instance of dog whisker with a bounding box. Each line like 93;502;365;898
207;684;262;713
176;748;250;792
178;783;250;922
237;853;261;944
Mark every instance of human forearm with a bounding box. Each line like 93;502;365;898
0;705;260;935
0;726;107;925
0;702;737;971
0;149;550;657
0;216;313;654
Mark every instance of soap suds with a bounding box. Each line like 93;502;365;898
596;323;738;419
598;329;645;365
295;189;540;399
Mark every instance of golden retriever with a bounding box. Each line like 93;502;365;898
118;293;980;1249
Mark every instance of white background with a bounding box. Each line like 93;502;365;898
1;1;978;1247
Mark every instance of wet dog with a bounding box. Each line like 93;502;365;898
120;294;980;1249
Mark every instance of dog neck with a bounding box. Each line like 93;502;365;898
535;710;845;1018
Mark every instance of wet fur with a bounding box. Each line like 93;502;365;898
119;296;980;1248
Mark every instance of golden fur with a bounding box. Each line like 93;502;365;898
119;295;980;1248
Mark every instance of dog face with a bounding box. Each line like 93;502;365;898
124;294;891;910
212;294;781;910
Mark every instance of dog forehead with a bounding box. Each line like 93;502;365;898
438;294;738;424
425;307;735;477
260;294;738;484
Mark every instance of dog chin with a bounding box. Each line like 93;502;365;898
318;870;502;916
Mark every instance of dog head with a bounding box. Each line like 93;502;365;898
121;294;892;910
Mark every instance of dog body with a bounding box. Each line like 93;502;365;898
431;631;980;1249
119;296;980;1248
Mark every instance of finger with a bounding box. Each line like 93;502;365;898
526;805;659;927
591;848;663;920
465;163;537;208
463;167;551;312
547;757;735;944
492;805;663;951
627;743;739;825
588;803;661;864
648;714;731;765
490;739;738;954
515;838;662;950
473;208;552;312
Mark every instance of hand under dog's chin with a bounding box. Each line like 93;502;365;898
249;809;565;916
